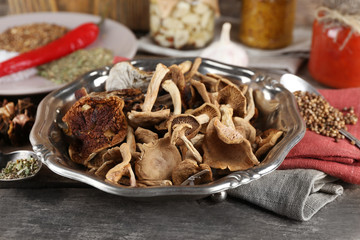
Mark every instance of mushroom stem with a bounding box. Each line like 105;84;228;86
196;114;210;125
142;63;170;112
161;80;182;115
190;79;211;103
244;88;255;122
178;60;192;74
170;123;203;164
126;126;136;154
220;104;235;129
180;135;202;164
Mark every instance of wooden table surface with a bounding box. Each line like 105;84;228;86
1;3;360;240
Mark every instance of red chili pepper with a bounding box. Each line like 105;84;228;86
0;22;99;77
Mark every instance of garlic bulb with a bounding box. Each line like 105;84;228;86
200;22;249;67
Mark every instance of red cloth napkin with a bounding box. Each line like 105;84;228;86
279;87;360;184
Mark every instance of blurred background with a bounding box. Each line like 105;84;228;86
0;0;319;30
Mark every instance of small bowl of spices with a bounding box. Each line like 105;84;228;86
0;150;41;181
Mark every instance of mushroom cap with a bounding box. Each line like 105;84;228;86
167;114;201;145
94;160;116;178
214;117;245;144
172;159;199;185
105;61;152;92
169;64;186;92
217;84;247;118
172;159;213;185
190;103;221;132
63;94;127;165
255;129;283;158
105;143;136;186
190;79;211;104
135;137;181;181
233;116;257;144
135;127;159;144
203;118;259;171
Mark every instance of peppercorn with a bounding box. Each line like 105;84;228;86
294;91;358;141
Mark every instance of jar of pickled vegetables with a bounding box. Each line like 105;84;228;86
149;0;219;49
308;1;360;88
239;0;296;49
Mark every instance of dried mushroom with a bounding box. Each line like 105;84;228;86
172;159;212;185
217;85;247;118
203;118;259;171
106;143;136;187
127;63;171;127
61;58;284;187
135;127;158;144
255;129;283;158
161;80;182;115
62;94;128;165
136;137;181;181
168;114;202;163
0;98;36;146
105;61;152;92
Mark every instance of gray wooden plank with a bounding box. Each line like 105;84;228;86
0;186;359;240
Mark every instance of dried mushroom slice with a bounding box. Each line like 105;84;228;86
195;72;219;92
105;143;136;187
180;133;204;160
233;117;257;144
62;94;127;165
126;126;136;153
161;80;182;115
217;85;247;118
244;87;255;122
178;60;193;74
206;73;240;91
94;160;116;178
190;79;211;104
203;118;260;171
168;114;203;162
86;149;108;170
185;57;202;82
172;159;213;185
105;61;152;92
168;114;201;143
127;63;171;127
169;64;186;93
142;63;170;112
255;129;283;158
135;127;159;144
128;109;171;128
105;88;144;113
135;137;181;181
187;103;220;132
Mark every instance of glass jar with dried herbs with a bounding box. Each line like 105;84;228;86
239;0;296;49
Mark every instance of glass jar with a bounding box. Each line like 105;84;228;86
149;0;218;49
239;0;296;49
308;20;360;88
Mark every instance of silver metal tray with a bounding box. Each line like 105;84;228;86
29;57;306;200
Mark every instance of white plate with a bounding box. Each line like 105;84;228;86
0;12;138;96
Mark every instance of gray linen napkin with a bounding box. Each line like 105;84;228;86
227;169;343;221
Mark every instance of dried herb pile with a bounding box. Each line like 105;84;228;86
0;157;40;180
37;48;114;84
